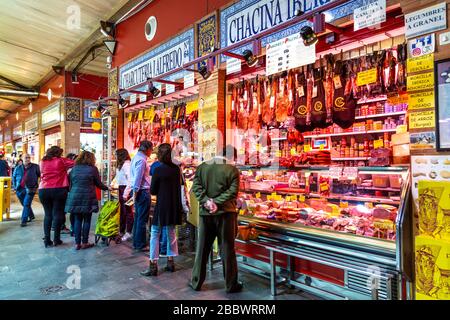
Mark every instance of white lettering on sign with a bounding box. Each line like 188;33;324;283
221;0;332;47
266;32;315;76
405;2;447;39
41;103;61;127
166;84;175;94
353;0;386;31
24;115;38;135
119;29;194;90
184;72;195;89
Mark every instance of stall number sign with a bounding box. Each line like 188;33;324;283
407;72;434;91
129;94;137;105
266;32;316;76
226;57;242;75
408;34;435;58
405;2;447;39
407;53;434;73
409;110;435;129
24;115;38;134
139;94;147;103
166;84;175;94
354;0;386;31
356;68;377;86
184;72;195;89
408;91;435;110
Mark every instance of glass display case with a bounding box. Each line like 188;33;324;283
101;116;117;202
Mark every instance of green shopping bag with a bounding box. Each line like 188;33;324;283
95;200;120;238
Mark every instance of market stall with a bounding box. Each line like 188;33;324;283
23;114;40;164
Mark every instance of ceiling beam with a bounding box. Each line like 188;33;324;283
0;96;23;104
0;74;30;90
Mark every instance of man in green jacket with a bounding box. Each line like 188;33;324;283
190;145;242;293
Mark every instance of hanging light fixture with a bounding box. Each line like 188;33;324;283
100;21;115;38
148;82;160;97
71;72;79;84
300;26;318;46
198;65;212;80
15;112;19;120
242;49;259;67
28;102;33;113
118;95;129;109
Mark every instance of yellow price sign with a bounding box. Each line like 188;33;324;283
138;110;144;121
340;201;348;208
290;148;297;156
255;192;261;199
396;124;408;134
127;113;133;121
276;150;282;157
408;91;435;110
331;206;340;216
365;202;374;209
407;53;434;73
239;209;246;215
285;195;291;202
291;195;297;201
374;139;384;149
357;68;377;86
319;144;324;150
304;144;311;152
407;72;434;92
256;144;261;152
299;194;305;202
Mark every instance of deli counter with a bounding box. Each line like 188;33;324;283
235;165;413;300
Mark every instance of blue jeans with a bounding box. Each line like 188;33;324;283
73;212;92;245
133;190;150;250
16;187;35;224
149;225;178;261
160;228;168;254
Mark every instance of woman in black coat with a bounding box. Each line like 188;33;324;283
141;143;184;277
65;151;110;250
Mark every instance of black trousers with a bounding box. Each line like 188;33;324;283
39;188;68;242
119;185;134;234
73;212;93;245
191;213;239;292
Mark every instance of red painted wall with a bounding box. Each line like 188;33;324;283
113;0;231;68
65;72;108;100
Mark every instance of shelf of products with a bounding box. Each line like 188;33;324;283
355;111;406;120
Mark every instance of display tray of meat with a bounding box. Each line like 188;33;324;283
237;193;398;241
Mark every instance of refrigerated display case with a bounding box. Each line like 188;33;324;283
101;116;117;202
235;165;413;300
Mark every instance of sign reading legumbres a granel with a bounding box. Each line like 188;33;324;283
405;2;447;39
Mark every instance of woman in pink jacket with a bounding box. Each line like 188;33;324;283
39;146;75;247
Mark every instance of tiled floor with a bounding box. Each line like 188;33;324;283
0;198;320;300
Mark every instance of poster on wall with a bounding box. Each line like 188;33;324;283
435;59;450;150
407;34;435;58
198;95;218;161
411;155;450;210
410;131;436;150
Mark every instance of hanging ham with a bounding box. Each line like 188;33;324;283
276;73;289;123
262;77;276;127
310;67;328;129
247;81;260;134
294;69;311;132
332;59;356;129
397;43;407;92
344;60;357;125
237;81;249;130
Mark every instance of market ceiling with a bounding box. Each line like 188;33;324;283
0;0;145;120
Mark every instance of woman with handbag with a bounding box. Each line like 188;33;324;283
141;143;188;277
65;151;111;250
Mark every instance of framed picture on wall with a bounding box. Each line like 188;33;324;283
435;58;450;151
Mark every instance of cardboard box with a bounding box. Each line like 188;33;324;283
391;132;410;146
393;144;410;157
415;235;450;300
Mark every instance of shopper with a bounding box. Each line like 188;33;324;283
0;154;10;177
39;146;75;248
65;151;110;250
61;153;78;235
115;148;133;242
141;143;184;276
190;145;242;293
130;140;153;252
12;154;40;226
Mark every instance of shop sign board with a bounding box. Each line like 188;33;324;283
266;32;315;76
119;28;194;91
24;114;38;135
129;94;137;105
408;91;435;110
407;72;434;91
405;2;447;39
407;53;434;73
226;57;242;75
409;110;435;129
12;124;22;140
0;131;3;144
139;94;147;103
166;84;175;94
184;72;195;89
4;130;11;142
353;0;386;31
356;68;377;86
407;34;435;58
41;102;61;128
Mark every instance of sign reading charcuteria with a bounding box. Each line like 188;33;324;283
119;28;195;91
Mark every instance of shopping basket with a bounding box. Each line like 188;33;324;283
94;198;121;246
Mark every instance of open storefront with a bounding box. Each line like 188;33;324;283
23;114;40;164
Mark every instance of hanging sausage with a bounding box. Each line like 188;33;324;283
386;49;398;93
294;68;311;132
310;66;328;129
397;43;407;92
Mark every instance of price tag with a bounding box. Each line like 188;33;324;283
270;96;275;109
255;192;261;199
333;76;342;89
365;202;374;209
276;150;282;157
331;206;340;216
312;85;318;98
267;195;272;201
291;195;298;201
396;125;407;134
285;195;291;202
138;111;144;121
290;148;297;155
288;90;293;102
271;192;277;197
374;139;384;149
304;144;311;152
299;195;305;202
238;148;245;155
256;144;261;151
127;113;133;121
319;144;324;150
340;201;349;208
297;86;305;97
239;209;246;215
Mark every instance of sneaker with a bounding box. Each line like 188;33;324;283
121;232;132;242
